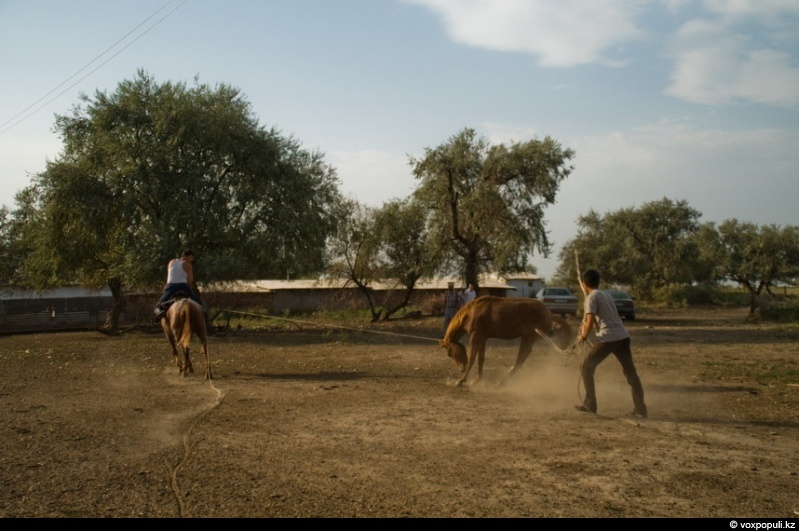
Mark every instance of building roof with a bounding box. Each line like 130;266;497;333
502;274;544;281
202;278;514;293
0;287;113;300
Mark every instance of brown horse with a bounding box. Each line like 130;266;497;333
161;298;212;379
440;296;572;386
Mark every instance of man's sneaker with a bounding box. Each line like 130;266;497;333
626;410;648;419
574;405;596;414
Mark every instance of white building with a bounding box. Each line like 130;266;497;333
502;274;545;298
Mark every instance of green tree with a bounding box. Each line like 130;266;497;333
557;198;707;298
410;128;574;289
326;198;383;321
0;206;17;285
698;220;799;315
15;71;340;330
373;198;443;320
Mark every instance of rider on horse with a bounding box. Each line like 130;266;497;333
153;249;207;322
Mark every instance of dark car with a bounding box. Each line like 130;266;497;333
535;287;578;317
607;289;636;321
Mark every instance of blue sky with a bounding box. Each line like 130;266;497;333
1;0;797;280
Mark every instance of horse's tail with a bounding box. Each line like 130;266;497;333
176;302;193;351
174;300;206;350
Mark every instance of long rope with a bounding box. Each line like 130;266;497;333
227;309;594;403
221;309;441;343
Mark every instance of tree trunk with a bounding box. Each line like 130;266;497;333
381;280;418;321
102;277;124;332
464;249;480;291
353;283;382;322
742;280;765;321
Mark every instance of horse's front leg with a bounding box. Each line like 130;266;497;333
456;340;483;386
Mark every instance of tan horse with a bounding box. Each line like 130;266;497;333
440;296;572;386
161;298;212;379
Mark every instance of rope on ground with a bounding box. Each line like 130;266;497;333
220;309;441;343
164;381;225;518
535;328;592;403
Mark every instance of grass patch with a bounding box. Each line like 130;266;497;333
701;360;799;385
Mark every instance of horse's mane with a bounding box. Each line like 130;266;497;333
454;297;480;320
442;297;482;342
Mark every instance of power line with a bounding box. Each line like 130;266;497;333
0;0;188;137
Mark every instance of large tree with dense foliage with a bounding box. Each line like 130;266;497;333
696;220;799;315
14;70;341;330
410;128;574;289
0;206;17;285
373;198;442;320
556;198;709;297
326;197;443;321
325;198;383;321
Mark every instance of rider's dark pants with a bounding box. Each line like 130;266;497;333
155;283;205;312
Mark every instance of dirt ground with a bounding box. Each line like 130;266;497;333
1;306;798;518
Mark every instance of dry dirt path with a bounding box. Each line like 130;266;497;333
1;307;798;517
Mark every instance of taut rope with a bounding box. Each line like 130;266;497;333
220;309;441;343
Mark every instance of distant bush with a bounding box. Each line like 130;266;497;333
759;296;799;323
419;293;444;316
652;284;749;307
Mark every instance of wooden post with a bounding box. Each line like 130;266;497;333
575;249;586;297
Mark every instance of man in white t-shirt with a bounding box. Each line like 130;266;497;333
154;249;205;320
462;283;476;304
575;269;647;418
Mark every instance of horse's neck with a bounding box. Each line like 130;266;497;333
450;328;466;342
444;314;468;343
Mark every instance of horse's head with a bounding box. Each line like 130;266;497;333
439;339;467;372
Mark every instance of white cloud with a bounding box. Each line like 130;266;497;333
701;0;799;18
328;149;416;207
402;0;643;67
560;120;799;228
481;122;540;145
665;3;799;106
534;119;799;278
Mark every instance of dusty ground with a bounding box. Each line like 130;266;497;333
1;306;798;518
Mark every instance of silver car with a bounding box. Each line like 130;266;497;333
607;289;636;321
535;287;578;317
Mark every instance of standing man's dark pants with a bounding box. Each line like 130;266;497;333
580;337;647;416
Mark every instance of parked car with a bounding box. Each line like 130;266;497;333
535;287;578;317
607;289;636;321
